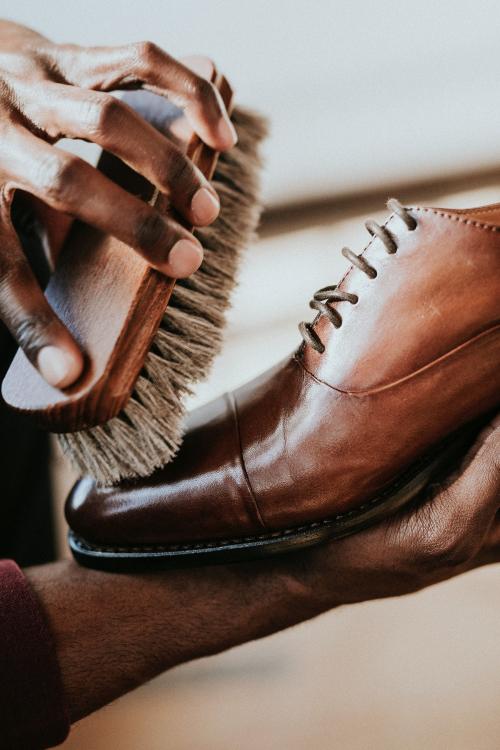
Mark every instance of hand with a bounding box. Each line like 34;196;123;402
0;21;236;388
28;417;499;725
300;414;500;607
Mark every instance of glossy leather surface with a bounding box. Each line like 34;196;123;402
66;204;500;546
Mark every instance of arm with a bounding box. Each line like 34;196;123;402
27;415;500;724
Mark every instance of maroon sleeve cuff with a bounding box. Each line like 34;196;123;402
0;560;70;749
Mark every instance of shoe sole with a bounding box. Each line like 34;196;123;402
68;422;482;572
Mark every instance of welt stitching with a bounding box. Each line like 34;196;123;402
70;429;448;555
69;476;406;552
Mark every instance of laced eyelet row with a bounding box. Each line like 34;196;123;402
299;199;417;354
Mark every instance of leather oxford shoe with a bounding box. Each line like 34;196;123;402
66;199;500;570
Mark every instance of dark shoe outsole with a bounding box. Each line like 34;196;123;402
68;423;483;572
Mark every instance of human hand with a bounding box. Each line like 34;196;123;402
0;21;236;387
29;416;498;725
300;415;500;607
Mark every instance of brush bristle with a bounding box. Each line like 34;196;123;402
58;107;268;485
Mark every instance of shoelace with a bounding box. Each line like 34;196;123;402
299;199;417;354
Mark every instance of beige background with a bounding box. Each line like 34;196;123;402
6;0;500;206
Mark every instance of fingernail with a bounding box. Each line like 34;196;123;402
218;117;238;148
191;187;220;225
168;239;204;277
38;346;81;388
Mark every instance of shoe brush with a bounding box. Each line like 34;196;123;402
2;66;267;485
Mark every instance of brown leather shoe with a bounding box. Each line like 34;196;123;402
66;199;500;570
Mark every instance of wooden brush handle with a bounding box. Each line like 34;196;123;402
2;71;233;432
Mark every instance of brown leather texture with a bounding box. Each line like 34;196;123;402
66;203;500;546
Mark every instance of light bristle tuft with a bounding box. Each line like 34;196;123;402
58;107;267;485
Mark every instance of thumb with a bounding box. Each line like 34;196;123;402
0;203;83;389
443;414;500;519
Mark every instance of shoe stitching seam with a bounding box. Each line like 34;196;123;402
295;322;500;397
70;429;451;555
302;206;498;357
412;206;500;231
68;474;407;552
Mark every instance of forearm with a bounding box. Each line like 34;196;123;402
25;558;328;723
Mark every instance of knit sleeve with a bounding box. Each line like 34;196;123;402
0;559;70;749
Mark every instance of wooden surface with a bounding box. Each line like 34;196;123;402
2;73;233;432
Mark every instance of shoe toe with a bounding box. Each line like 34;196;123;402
65;393;263;547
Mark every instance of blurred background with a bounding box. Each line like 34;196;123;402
3;0;500;747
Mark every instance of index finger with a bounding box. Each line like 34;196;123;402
52;42;237;151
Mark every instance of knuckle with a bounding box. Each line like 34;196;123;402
163;151;197;193
33;153;82;206
133;210;166;252
420;533;472;570
0;258;56;358
80;93;122;134
13;314;49;355
186;75;216;106
409;495;476;570
0;253;28;289
132;40;159;67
